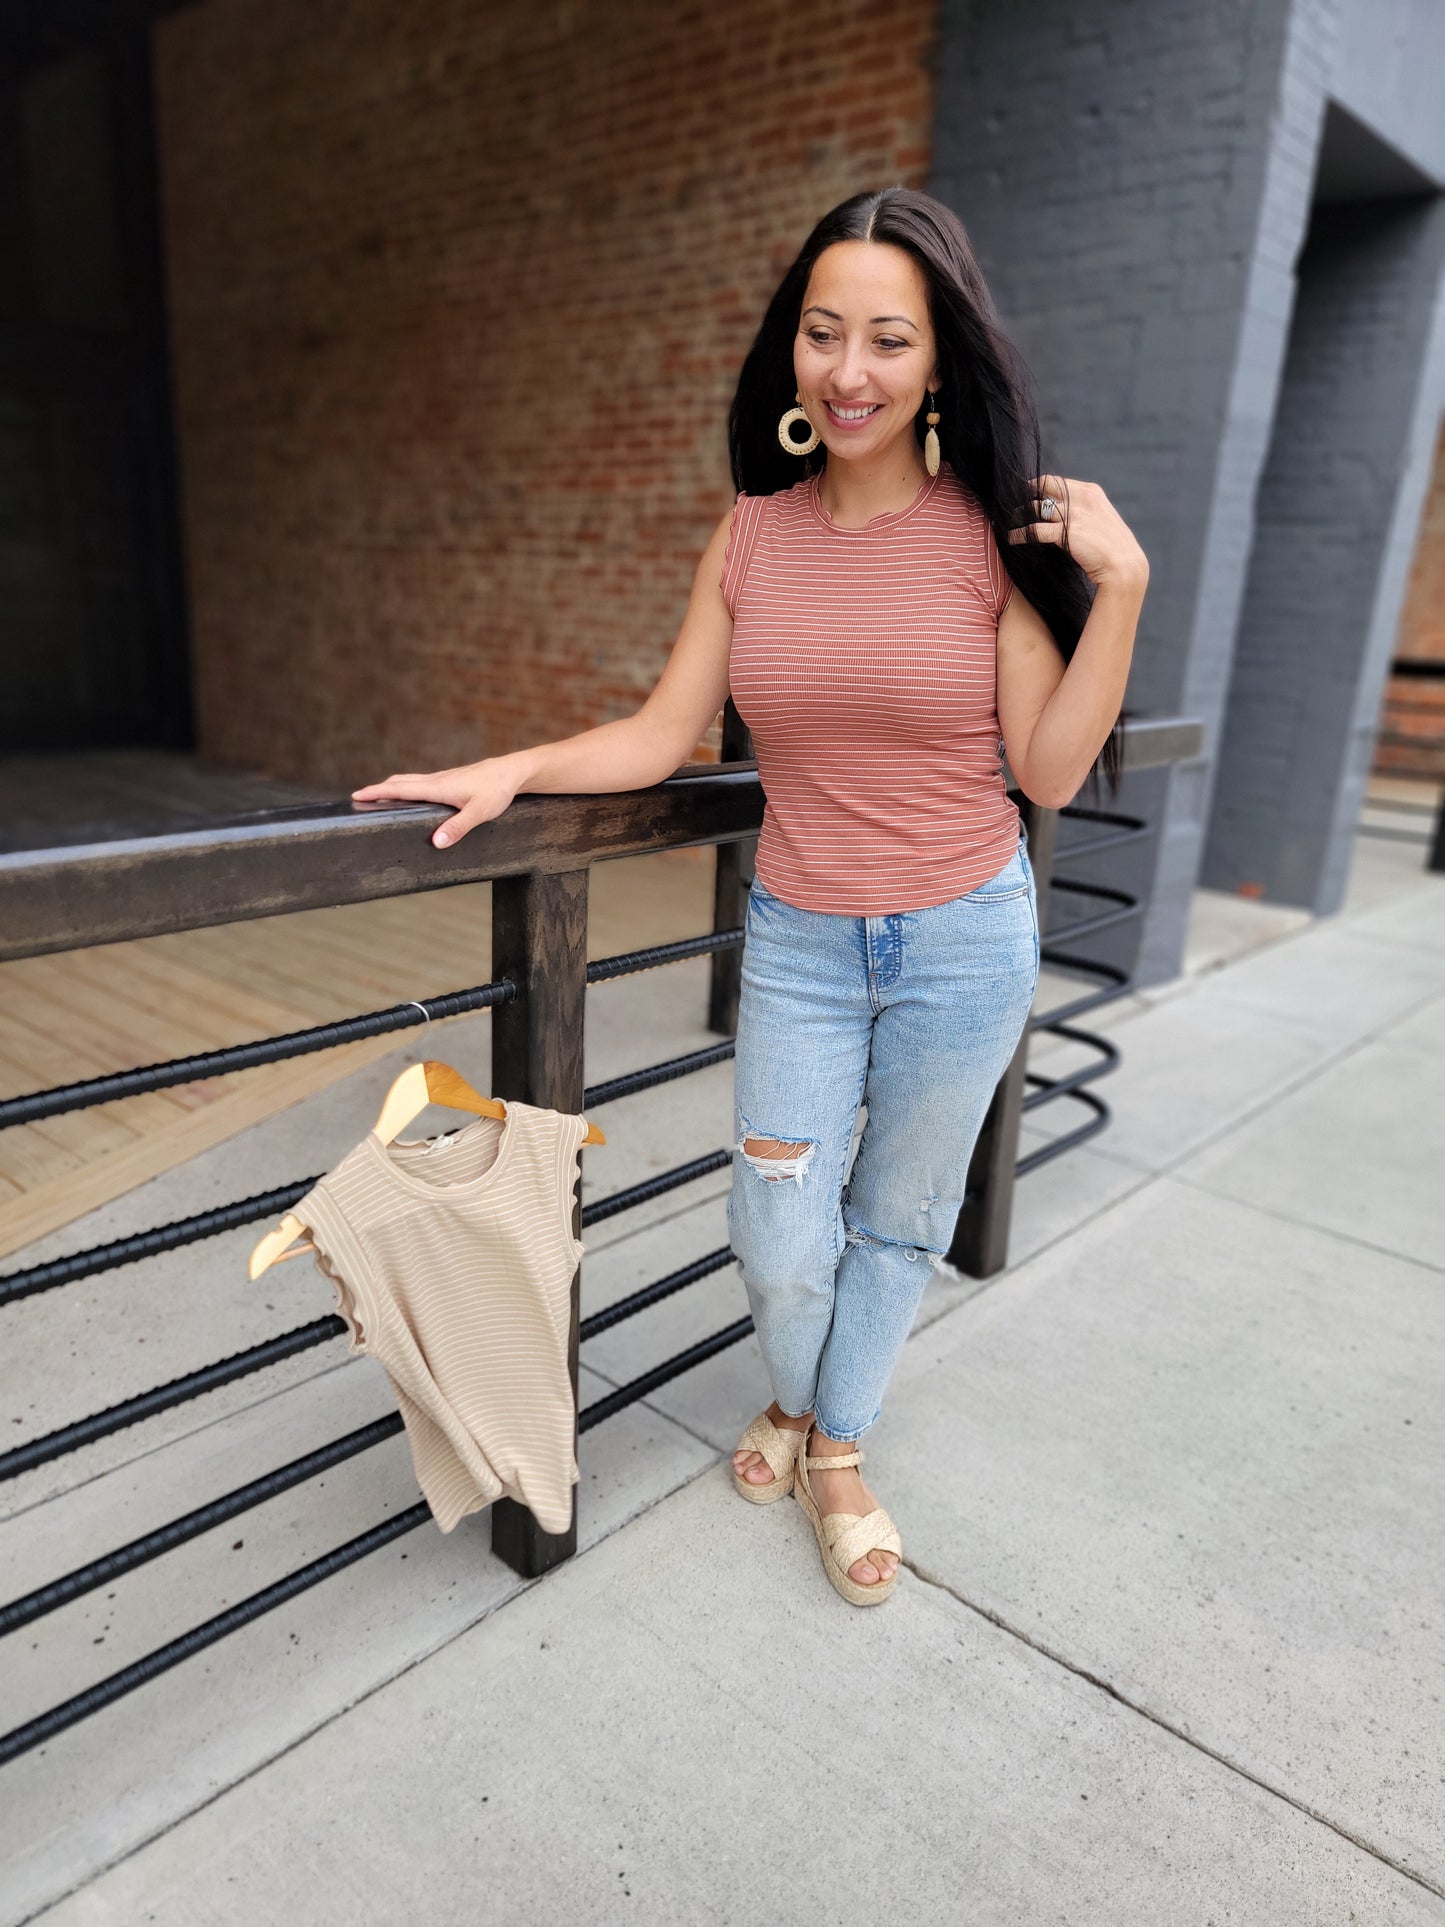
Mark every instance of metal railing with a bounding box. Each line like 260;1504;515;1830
0;711;1202;1763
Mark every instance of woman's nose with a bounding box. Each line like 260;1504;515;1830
834;349;870;393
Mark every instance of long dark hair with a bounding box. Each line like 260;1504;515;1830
727;185;1122;794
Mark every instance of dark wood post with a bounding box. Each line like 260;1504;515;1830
708;699;756;1036
488;865;591;1576
946;795;1059;1278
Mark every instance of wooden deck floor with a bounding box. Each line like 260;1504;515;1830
0;844;716;1260
0;746;339;853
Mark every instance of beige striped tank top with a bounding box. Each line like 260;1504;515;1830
295;1098;590;1536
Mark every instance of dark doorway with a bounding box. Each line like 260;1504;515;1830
0;20;192;755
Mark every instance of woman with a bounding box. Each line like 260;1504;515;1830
351;186;1149;1608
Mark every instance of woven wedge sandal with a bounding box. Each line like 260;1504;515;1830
793;1435;903;1606
730;1410;808;1504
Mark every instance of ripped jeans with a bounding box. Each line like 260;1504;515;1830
726;835;1040;1442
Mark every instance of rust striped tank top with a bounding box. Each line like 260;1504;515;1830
721;458;1020;915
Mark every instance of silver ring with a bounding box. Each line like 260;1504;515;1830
403;1000;432;1032
1039;496;1059;522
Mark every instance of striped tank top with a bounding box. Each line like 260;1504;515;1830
295;1099;589;1536
721;458;1020;914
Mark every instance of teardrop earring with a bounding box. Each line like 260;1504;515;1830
924;390;941;477
778;390;820;456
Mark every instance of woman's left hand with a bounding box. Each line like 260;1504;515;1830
1006;474;1149;591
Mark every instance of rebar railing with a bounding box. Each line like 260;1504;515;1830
0;715;1202;1764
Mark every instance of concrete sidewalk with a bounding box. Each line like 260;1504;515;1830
3;814;1442;1925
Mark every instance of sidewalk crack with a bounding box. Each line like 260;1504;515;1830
903;1556;1444;1903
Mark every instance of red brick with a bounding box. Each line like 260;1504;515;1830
154;0;936;789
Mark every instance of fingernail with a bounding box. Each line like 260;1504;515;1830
433;831;448;847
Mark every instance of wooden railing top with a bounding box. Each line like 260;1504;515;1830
0;718;1204;962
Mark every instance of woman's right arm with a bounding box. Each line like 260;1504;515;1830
350;507;738;848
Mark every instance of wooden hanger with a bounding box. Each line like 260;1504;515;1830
247;1059;605;1279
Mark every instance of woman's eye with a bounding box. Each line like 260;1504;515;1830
804;329;907;350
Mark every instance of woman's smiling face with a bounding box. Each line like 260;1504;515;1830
793;240;941;464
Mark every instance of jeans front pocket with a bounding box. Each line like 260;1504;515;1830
744;871;783;932
962;847;1031;903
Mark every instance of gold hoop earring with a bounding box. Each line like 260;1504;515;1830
778;390;820;456
924;390;941;477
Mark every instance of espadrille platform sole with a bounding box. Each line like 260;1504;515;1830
730;1410;808;1504
793;1438;903;1606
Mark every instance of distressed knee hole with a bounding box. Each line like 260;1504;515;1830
739;1134;817;1185
845;1223;930;1263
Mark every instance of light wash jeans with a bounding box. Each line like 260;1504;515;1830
726;834;1040;1442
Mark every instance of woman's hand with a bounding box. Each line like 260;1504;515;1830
1006;475;1148;590
350;757;523;848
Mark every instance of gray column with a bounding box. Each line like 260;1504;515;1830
932;3;1441;978
928;0;1331;982
1202;192;1445;909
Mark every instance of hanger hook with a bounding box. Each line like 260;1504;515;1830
403;999;432;1038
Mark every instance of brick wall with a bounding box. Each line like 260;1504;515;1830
1375;416;1445;779
152;0;936;789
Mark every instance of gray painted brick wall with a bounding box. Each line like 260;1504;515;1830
1204;195;1445;908
929;0;1443;982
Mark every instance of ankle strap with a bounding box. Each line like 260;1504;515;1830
805;1450;861;1469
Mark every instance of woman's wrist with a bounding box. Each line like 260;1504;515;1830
498;745;545;795
1092;556;1149;599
